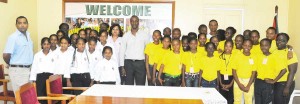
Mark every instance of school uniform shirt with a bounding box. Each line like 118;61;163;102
269;40;277;53
182;52;202;73
97;42;117;62
153;48;171;71
199;55;221;81
69;50;91;76
272;49;298;82
107;36;122;67
30;50;55;81
197;46;206;56
94;59;120;85
87;50;102;79
161;51;184;76
53;47;73;78
232;52;257;79
250;44;262;56
144;42;162;65
68;46;75;51
256;53;284;80
219;54;234;76
232;49;242;55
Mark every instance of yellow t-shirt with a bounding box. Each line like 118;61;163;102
153;48;171;71
197;46;206;56
232;49;242;55
144;43;162;65
269;40;277;53
251;44;262;56
182;52;202;73
256;53;283;80
161;51;184;76
272;49;298;82
200;55;221;81
219;54;234;75
232;52;257;79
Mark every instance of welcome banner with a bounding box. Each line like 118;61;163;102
64;2;174;35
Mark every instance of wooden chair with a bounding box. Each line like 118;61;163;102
0;64;15;104
15;82;70;104
45;75;88;100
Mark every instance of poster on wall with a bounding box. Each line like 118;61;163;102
64;1;175;36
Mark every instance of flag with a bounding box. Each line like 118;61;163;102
273;13;279;34
273;6;279;34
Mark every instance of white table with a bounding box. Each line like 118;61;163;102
81;84;227;104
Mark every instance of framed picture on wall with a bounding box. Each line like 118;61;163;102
0;0;7;3
63;0;175;35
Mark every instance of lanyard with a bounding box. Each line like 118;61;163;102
225;54;231;71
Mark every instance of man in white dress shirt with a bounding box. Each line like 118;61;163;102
207;19;218;39
120;15;150;85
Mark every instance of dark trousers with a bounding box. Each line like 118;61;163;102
124;59;146;85
155;70;164;86
61;75;71;94
71;73;91;95
100;82;116;85
36;73;53;104
274;81;295;104
254;79;273;104
219;75;234;104
163;75;181;86
147;65;155;86
118;67;126;85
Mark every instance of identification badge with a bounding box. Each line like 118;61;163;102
224;74;229;80
249;59;254;65
179;64;182;70
190;67;194;73
262;58;268;64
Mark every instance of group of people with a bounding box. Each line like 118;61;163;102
3;15;298;104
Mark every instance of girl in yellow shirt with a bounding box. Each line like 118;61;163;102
232;39;257;104
233;35;244;55
218;27;236;52
152;36;171;86
182;38;201;87
218;40;234;104
197;33;207;56
199;42;221;88
181;36;189;52
145;30;162;86
158;39;183;86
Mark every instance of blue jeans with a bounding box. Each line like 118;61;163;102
185;73;199;87
148;64;155;86
164;74;181;87
254;79;273;104
201;78;217;88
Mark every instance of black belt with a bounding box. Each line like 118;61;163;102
10;64;31;68
125;59;144;62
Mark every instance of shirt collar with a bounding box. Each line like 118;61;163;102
16;29;29;36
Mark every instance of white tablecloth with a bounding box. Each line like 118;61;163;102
81;84;227;104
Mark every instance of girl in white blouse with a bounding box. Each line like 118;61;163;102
87;37;102;84
52;37;73;93
68;38;92;95
30;37;54;100
94;46;120;85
